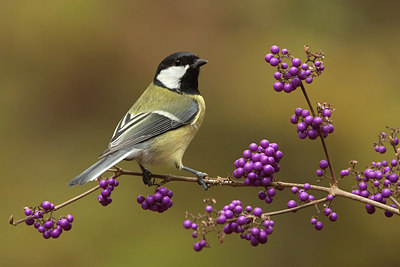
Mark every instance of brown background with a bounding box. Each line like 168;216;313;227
2;1;400;266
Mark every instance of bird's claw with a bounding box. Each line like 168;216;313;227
139;165;153;186
196;172;209;190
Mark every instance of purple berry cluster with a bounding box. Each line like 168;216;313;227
309;195;337;231
316;159;332;178
217;201;274;247
258;187;277;204
184;199;275;251
98;178;119;206
288;183;316;209
290;104;334;140
233;140;283;186
137;187;173;213
265;45;325;93
23;201;74;239
351;130;400;216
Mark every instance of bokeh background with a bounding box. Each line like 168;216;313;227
2;1;400;266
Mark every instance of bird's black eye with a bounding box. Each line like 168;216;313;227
174;59;181;66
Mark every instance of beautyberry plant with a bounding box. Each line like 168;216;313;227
9;44;400;253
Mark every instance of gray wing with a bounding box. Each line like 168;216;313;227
99;100;198;158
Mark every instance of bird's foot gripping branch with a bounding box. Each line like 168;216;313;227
9;45;400;251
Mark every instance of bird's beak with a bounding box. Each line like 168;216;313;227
193;58;208;68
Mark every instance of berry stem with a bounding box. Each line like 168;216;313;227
299;82;337;185
389;196;400;208
9;185;101;226
262;197;328;217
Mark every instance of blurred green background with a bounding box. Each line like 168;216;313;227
2;1;400;266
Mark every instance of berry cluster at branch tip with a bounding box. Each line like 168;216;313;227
265;45;325;93
233;140;283;187
98;178;119;206
309;194;337;231
137;187;173;213
291;103;334;140
183;199;275;251
23;201;74;239
350;129;400;216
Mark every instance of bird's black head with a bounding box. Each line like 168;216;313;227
154;52;207;95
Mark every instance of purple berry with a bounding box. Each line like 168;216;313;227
137;195;145;204
308;129;318;139
301;109;310;118
327;195;334;201
199;240;207;248
305;76;313;84
205;205;213;213
340;170;349;176
389;173;399;183
267;188;276;197
274;82;284;92
304;115;314;125
314;221;323;230
289;66;299;76
329;212;338;221
99;180;108;188
183;220;192;229
287;200;297;208
381;189;391;198
297;122;307;132
322;109;331;117
359;182;367;191
312;117;322;127
265;54;274;63
42;201;52;211
249;143;258;152
324;208;332;216
316;169;323;177
217;215;227;224
295;108;303;116
243;150;251;159
394;137;399;146
378;146;386;154
299;192;309;202
283;83;293;93
253;207;263;217
25;218;35;226
314;61;322;67
270;45;280;54
291;187;298;194
193;242;202;252
290;115;298;124
270;57;279;66
310;218;317;225
292;58;301;67
101;189;111;198
24;208;32;216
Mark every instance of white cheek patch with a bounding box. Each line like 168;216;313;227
156;65;189;89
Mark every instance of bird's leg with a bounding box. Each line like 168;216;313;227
181;165;208;190
138;164;153;186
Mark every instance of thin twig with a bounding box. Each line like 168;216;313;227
10;185;101;226
9;170;400;226
262;197;328;216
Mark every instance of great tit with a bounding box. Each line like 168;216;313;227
67;52;208;189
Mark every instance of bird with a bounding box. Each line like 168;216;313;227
67;51;209;189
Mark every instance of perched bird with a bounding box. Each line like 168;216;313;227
67;52;209;189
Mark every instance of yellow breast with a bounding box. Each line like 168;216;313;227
138;95;206;168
